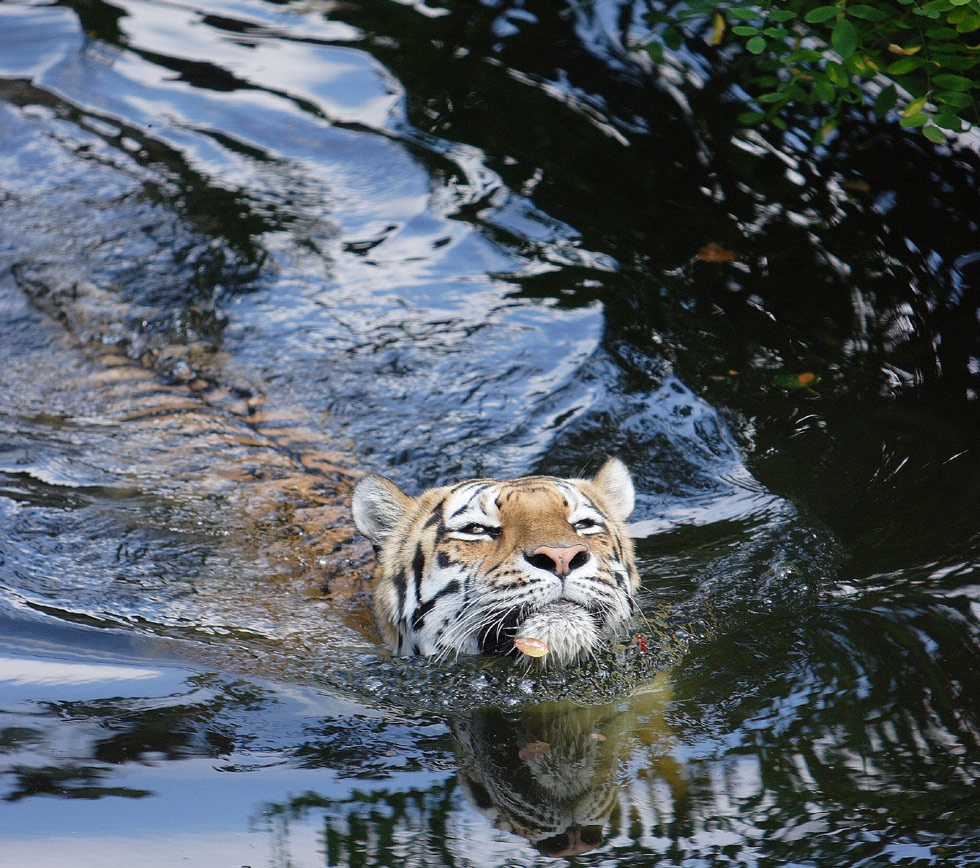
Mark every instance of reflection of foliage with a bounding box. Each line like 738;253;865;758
4;764;152;802
643;0;980;143
257;784;461;868
0;674;273;803
43;675;268;765
0;727;43;752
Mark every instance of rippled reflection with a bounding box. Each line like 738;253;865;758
1;0;979;864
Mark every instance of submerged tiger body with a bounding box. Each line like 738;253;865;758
351;459;640;667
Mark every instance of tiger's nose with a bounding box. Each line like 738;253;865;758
526;544;589;578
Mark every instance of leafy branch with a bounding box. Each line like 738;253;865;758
643;0;980;143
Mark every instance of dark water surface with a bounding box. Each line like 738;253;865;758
1;0;979;864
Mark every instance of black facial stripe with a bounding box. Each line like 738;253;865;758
392;569;407;620
412;543;425;607
436;551;452;569
411;579;461;631
423;508;443;530
447;484;492;521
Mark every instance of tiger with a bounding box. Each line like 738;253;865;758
351;458;640;667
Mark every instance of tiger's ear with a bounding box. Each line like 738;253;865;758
590;458;635;522
352;474;414;546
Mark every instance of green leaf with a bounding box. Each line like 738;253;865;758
956;12;980;30
832;19;859;58
747;34;767;53
937;89;975;107
769;9;798;21
925;25;960;38
664;26;683;50
934;112;964;129
848;4;890;19
738;110;768;124
732;25;760;35
899;111;930;126
646;42;665;63
904;95;929;115
826;61;850;85
757;90;787;102
922;124;947;142
873;84;899;117
923;0;955;12
805;6;841;23
814;78;836;101
887;57;926;74
950;0;973;6
933;73;974;90
932;54;978;69
763;26;789;38
788;49;825;62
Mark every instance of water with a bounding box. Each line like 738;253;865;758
1;0;979;864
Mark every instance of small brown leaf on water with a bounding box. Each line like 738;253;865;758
514;637;549;657
797;372;817;385
519;741;551;761
697;242;739;263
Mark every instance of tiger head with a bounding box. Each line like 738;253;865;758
351;459;639;667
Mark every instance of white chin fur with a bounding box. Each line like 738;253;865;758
515;603;598;667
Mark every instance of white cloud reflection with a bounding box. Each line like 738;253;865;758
0;656;161;686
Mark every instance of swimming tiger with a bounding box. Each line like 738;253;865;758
351;459;640;666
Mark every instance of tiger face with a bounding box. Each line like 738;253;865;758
351;459;639;667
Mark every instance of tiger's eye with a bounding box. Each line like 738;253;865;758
458;523;500;538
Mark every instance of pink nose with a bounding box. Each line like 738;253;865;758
527;544;589;578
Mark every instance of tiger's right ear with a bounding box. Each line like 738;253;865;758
351;474;414;546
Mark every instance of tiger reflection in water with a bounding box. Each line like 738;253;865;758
450;676;681;857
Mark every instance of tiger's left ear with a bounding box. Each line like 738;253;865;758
351;473;415;547
590;458;635;522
